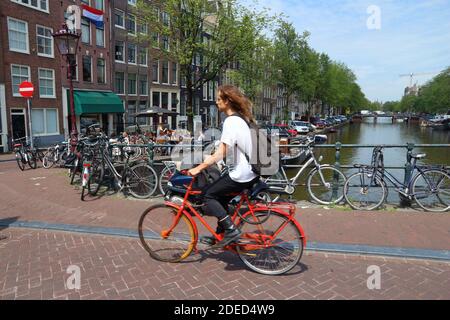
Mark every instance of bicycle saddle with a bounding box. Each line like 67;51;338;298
411;153;426;159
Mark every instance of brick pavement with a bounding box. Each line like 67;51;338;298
0;228;449;300
1;157;450;300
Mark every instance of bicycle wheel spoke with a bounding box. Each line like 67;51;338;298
413;170;450;212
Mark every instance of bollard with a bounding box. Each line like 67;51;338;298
332;142;342;200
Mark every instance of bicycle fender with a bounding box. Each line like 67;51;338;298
164;201;199;246
239;208;307;247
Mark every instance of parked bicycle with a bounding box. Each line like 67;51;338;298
138;171;306;275
344;146;450;212
264;135;347;205
12;137;43;170
84;137;158;200
42;140;69;169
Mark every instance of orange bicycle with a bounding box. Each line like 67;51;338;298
138;171;307;275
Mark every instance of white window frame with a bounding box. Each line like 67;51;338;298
81;18;91;45
97;58;106;84
161;61;169;84
38;68;55;99
138;48;148;66
7;17;29;54
115;41;125;63
127;43;137;65
31;108;59;137
139;75;148;96
115;72;125;95
96;26;105;48
11;64;30;97
114;9;125;29
36;25;54;58
152;60;159;83
126;14;137;36
127;73;137;96
10;0;49;13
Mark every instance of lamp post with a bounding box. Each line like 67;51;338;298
52;23;80;151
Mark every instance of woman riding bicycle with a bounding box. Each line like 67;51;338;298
188;85;260;248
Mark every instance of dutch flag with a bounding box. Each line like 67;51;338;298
81;4;104;28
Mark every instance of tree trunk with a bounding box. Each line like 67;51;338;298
186;82;194;134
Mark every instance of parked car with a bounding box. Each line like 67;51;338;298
314;120;327;129
263;125;290;138
290;121;313;134
274;124;298;137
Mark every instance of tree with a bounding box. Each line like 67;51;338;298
135;0;272;130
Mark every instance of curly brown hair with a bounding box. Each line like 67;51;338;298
218;85;255;124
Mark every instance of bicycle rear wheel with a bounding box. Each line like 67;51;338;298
344;172;386;210
138;204;195;262
412;170;450;212
307;166;346;205
236;211;304;275
126;163;158;198
88;161;104;196
15;152;25;171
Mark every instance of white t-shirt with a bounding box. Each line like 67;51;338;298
220;115;257;183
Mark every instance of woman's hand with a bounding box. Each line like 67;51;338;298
188;166;202;176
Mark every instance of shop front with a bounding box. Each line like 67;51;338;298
63;90;124;138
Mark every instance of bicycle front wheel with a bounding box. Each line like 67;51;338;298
236;211;304;275
412;170;450;212
42;149;55;169
27;151;37;169
307;166;346;205
344;172;386;210
159;164;177;195
138;204;195;262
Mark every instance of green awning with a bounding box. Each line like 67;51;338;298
70;91;124;115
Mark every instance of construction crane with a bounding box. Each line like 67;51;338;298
399;72;438;87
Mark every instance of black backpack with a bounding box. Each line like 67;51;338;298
230;114;281;178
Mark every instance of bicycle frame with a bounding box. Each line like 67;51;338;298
163;176;307;253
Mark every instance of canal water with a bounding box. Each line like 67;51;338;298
288;117;450;203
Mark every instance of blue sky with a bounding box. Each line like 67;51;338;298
238;0;450;102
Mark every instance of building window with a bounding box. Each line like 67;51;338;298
11;64;30;97
94;0;103;10
81;0;89;4
152;60;159;83
162;92;169;109
36;25;53;57
126;14;136;35
128;44;136;64
38;68;55;98
138;48;147;66
152;32;159;48
96;26;104;47
31;108;58;136
128;0;136;5
180;94;186;115
128;74;137;95
171;62;177;85
162;61;169;84
203;82;208;101
162;12;170;26
114;9;125;28
162;35;169;51
97;58;106;84
115;72;125;94
171;93;178;111
82;56;92;82
7;17;29;54
208;81;214;101
115;41;124;62
11;0;48;12
138;23;148;35
81;18;90;44
152;91;160;107
127;101;136;126
137;102;147;125
139;75;148;96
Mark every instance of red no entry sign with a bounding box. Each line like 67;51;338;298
19;81;34;98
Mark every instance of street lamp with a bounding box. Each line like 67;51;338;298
52;23;80;151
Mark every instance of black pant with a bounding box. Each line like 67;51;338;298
203;173;259;220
